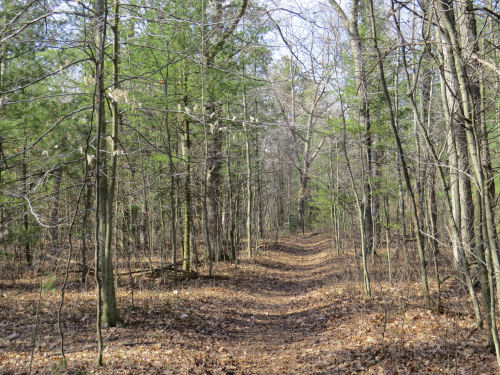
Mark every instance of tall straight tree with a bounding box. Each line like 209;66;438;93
94;0;120;329
203;0;248;260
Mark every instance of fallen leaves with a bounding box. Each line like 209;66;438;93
0;234;497;374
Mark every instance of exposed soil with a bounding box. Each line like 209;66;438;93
0;234;496;374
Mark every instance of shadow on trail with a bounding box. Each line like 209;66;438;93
224;271;336;298
108;236;348;351
3;234;496;375
251;257;333;273
230;240;348;298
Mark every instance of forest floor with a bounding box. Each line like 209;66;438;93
0;233;497;374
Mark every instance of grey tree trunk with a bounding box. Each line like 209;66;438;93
243;84;253;259
81;175;91;284
225;122;236;261
49;166;63;245
94;0;120;329
21;157;31;265
181;92;190;273
93;0;106;365
168;61;179;277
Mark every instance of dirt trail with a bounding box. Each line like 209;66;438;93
213;234;337;374
1;233;496;374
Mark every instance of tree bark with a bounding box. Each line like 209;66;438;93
243;80;253;258
49;166;63;245
94;0;120;329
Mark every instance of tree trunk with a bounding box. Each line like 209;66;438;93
243;80;253;258
81;173;92;284
95;0;120;329
21;158;31;265
181;113;191;273
49;166;63;245
225;121;236;261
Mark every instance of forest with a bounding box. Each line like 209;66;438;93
1;0;500;373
